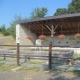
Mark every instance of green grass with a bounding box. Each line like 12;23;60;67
17;66;39;72
74;53;80;58
65;70;80;76
72;70;80;76
0;62;5;67
0;62;40;72
28;60;44;64
0;62;16;72
52;68;62;73
52;68;80;76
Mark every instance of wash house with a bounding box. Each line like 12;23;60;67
16;13;80;53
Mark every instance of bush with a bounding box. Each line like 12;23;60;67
3;31;10;36
74;53;80;58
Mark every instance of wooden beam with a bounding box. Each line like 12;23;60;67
63;18;71;34
31;28;79;32
46;25;51;31
22;20;80;26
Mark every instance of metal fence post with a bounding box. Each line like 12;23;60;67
49;42;52;70
17;43;20;66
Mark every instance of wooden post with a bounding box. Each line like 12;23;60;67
24;56;27;62
49;42;52;70
17;43;20;66
4;54;5;60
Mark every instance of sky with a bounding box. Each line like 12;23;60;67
0;0;72;28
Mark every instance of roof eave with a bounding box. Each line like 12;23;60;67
15;13;80;24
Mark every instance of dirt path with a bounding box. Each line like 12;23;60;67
0;70;80;80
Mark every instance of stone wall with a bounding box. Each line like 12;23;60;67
42;36;80;47
16;24;37;45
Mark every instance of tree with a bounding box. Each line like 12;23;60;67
68;0;80;13
53;0;80;15
0;24;6;33
8;15;24;39
30;7;48;19
54;8;68;16
0;24;10;36
8;7;47;39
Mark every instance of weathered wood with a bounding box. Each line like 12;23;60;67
19;45;48;47
0;45;16;46
49;42;52;70
4;54;5;60
16;43;20;66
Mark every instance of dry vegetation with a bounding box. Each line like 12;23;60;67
0;35;16;49
0;33;4;37
3;39;16;45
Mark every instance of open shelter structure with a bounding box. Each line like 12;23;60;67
16;13;80;48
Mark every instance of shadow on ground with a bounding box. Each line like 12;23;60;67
48;76;80;80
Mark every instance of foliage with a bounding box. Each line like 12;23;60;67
72;70;80;76
54;8;68;16
26;35;33;39
8;15;25;39
69;38;75;42
68;0;80;13
1;7;47;38
30;7;48;19
74;33;80;38
7;22;16;39
39;34;46;40
54;0;80;16
58;34;65;39
74;53;80;58
0;24;10;36
0;24;6;33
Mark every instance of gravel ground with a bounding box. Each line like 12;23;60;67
0;59;80;80
0;36;13;45
0;70;80;80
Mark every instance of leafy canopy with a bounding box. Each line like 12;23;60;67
54;0;80;16
30;7;48;19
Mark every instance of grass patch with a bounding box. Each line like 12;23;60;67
0;62;39;72
17;66;39;72
0;62;16;72
52;68;62;73
28;60;44;64
0;62;5;67
59;69;80;77
2;38;16;49
3;38;16;45
72;70;80;76
74;53;80;58
51;68;80;77
5;58;16;62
